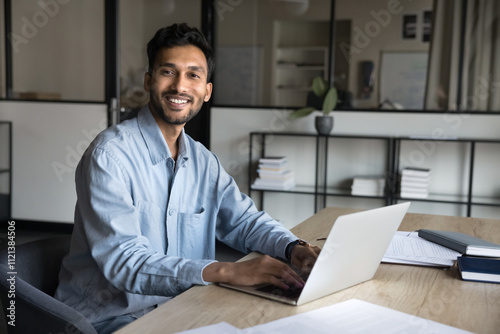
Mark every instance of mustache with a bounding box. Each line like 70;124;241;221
161;90;194;101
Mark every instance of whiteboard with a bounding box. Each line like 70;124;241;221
379;52;428;110
214;46;262;105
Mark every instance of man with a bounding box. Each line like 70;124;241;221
55;23;320;334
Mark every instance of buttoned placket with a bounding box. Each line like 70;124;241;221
165;157;178;254
164;156;188;256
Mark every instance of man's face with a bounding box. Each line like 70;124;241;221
144;45;212;125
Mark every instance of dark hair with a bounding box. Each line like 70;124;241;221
147;23;215;82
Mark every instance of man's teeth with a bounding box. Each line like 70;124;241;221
169;98;188;104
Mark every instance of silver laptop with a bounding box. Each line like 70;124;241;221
219;202;410;306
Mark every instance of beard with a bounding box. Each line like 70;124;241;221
149;89;203;125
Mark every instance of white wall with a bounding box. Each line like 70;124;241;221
0;101;107;223
211;106;500;228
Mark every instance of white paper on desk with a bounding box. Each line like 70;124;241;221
382;231;461;267
242;299;473;334
175;322;242;334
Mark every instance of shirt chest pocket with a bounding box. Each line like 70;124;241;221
177;208;211;259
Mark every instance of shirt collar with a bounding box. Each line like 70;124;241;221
138;105;190;166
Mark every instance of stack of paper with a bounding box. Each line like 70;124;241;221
251;157;295;191
400;167;430;198
351;176;386;196
178;299;473;333
382;231;461;267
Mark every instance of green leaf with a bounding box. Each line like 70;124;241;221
312;77;327;98
322;87;338;115
289;107;315;119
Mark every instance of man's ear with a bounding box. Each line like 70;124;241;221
144;72;152;93
204;82;213;102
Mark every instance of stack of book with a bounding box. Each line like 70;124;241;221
351;176;386;196
418;229;500;283
400;167;430;198
251;156;295;191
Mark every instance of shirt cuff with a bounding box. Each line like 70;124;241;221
177;259;218;289
274;234;298;260
199;260;219;285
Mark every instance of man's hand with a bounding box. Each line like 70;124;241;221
290;242;321;275
202;255;305;290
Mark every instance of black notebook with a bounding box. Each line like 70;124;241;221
418;229;500;257
457;256;500;284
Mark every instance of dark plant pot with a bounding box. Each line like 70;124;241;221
315;115;333;135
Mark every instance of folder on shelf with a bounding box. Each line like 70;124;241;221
351;176;386;196
418;229;500;257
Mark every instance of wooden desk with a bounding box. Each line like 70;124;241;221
117;207;500;334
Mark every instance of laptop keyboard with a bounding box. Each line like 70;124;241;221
256;283;303;299
255;261;310;300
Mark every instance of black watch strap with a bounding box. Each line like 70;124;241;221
285;240;301;260
285;239;311;260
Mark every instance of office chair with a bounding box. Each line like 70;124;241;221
0;235;97;334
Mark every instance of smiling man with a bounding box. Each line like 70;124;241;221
55;23;320;334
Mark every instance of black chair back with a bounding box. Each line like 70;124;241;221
0;235;97;334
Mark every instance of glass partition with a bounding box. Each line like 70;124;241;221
212;0;500;113
214;0;332;108
214;0;432;109
335;0;432;110
10;0;105;102
3;0;499;112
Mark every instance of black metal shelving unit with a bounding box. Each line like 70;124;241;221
249;132;500;217
393;137;500;217
249;132;394;213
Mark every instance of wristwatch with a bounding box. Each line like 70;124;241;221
285;239;311;260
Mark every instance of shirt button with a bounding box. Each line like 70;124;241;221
168;209;174;216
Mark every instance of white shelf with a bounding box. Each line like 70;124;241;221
272;21;329;106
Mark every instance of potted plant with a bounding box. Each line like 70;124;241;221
289;76;338;135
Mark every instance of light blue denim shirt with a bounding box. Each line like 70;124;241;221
55;105;297;324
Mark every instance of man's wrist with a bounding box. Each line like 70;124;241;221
285;240;300;260
202;261;231;283
285;239;311;260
